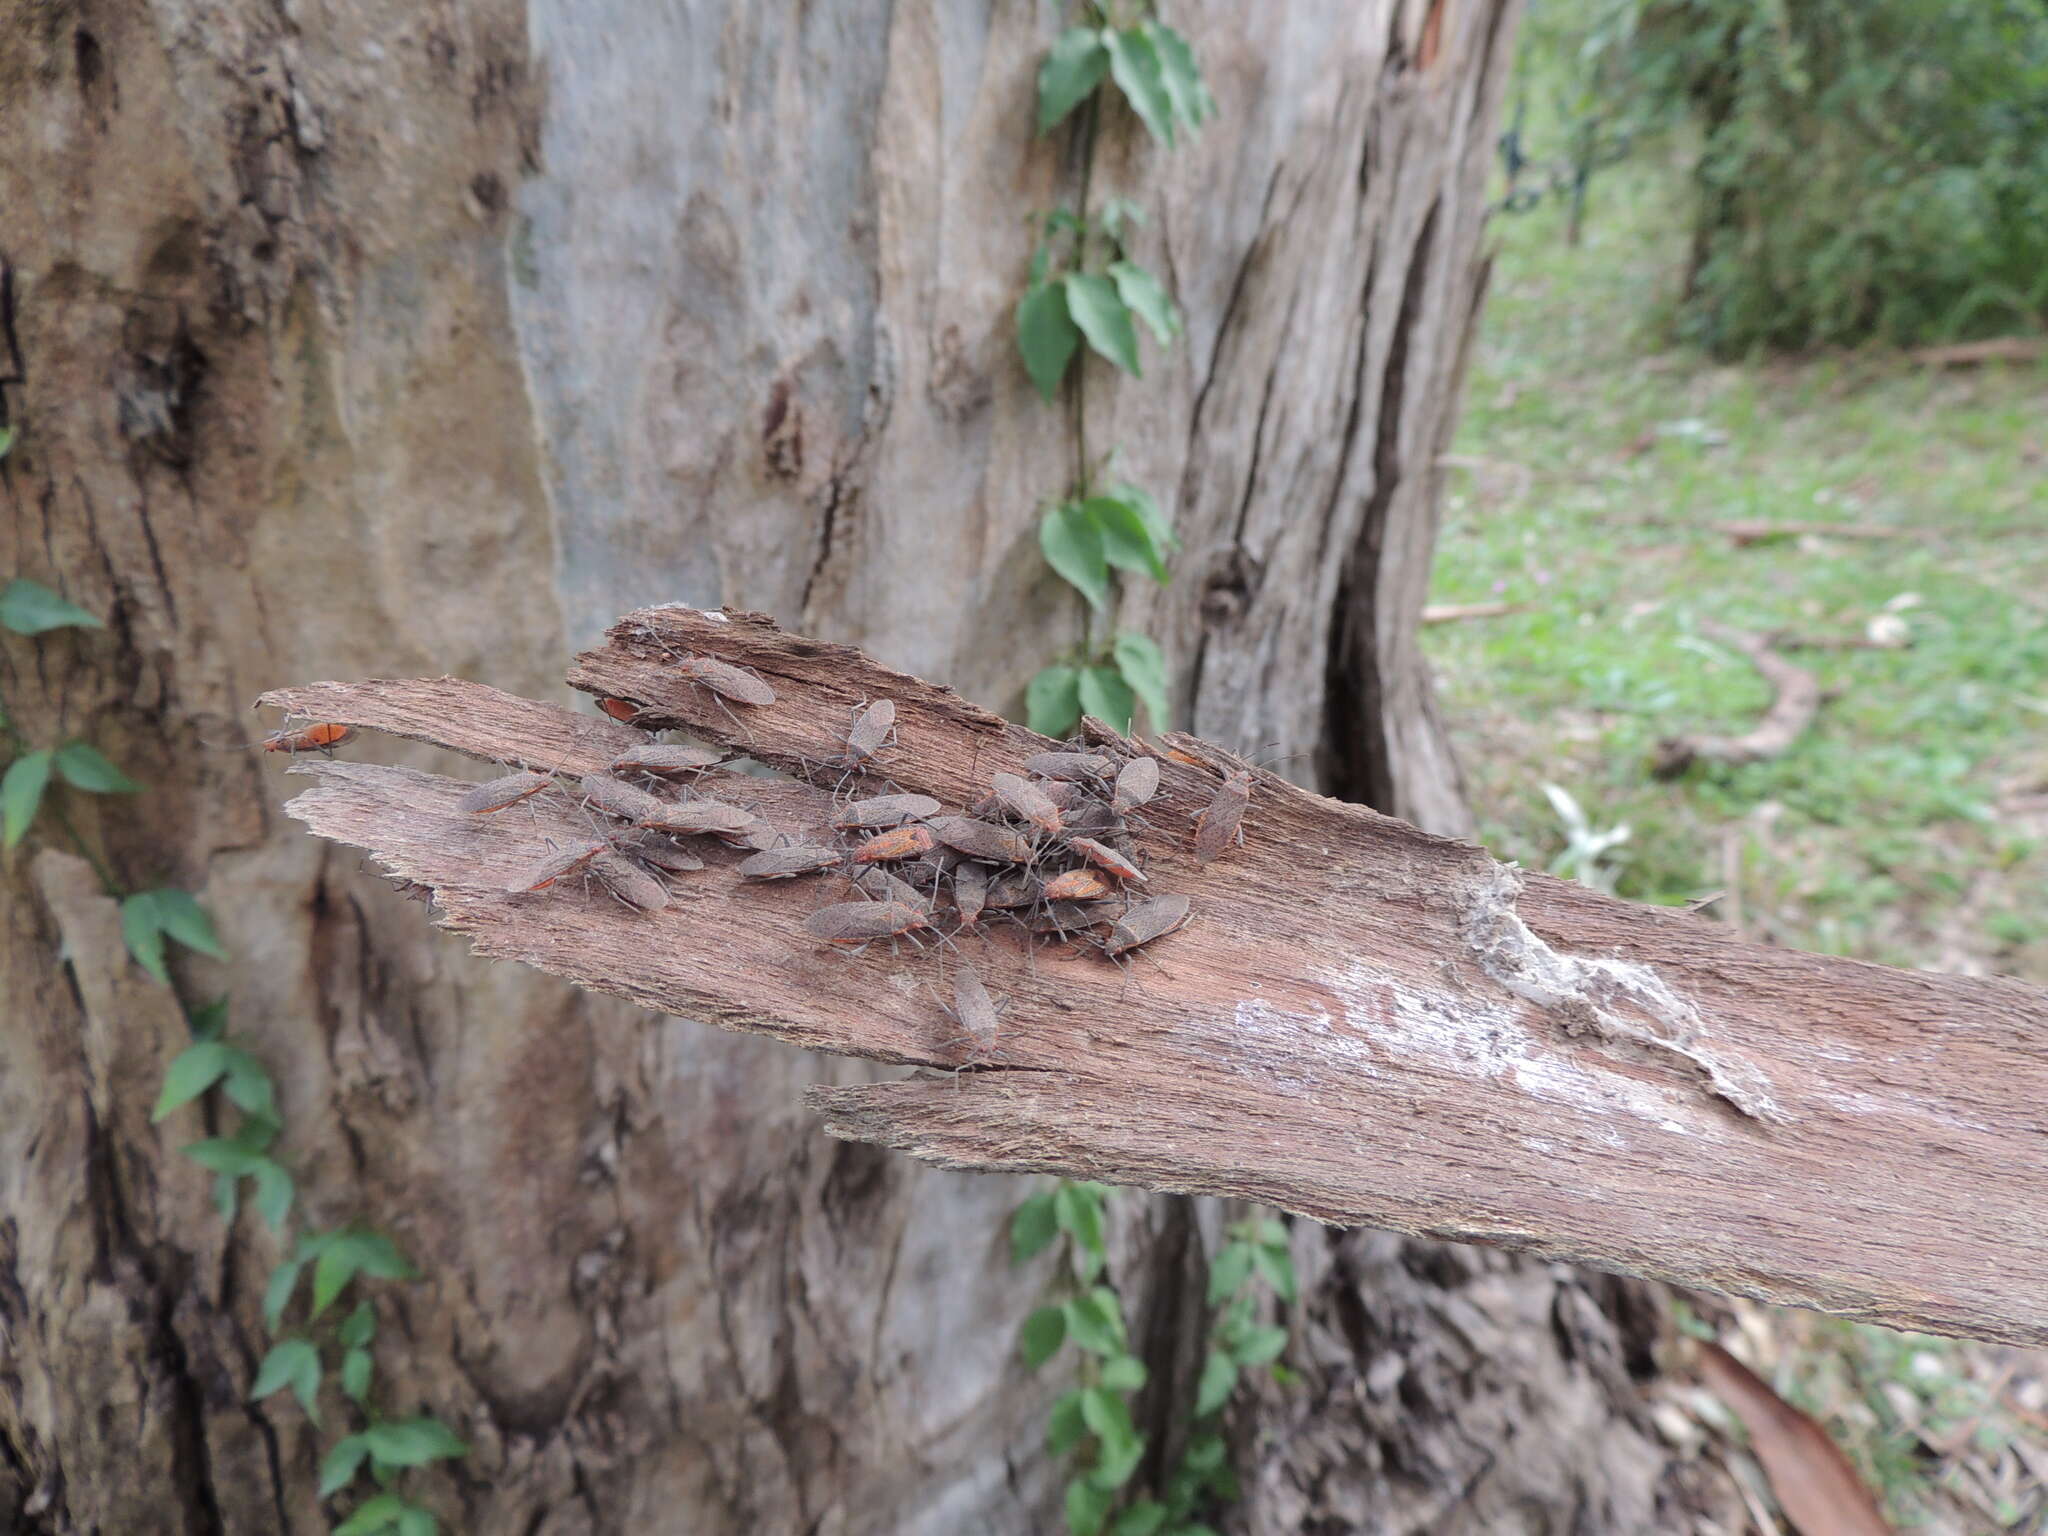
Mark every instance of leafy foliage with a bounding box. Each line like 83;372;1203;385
1037;14;1213;144
1528;0;2048;353
1013;1180;1295;1534
0;577;103;636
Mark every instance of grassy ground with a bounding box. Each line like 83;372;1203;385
1425;155;2048;1531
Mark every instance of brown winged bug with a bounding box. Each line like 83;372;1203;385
590;850;671;913
804;900;934;956
990;772;1063;836
596;696;651;726
937;963;1006;1070
459;769;556;815
927;816;1035;866
1103;893;1191;958
637;798;758;839
832;793;940;831
578;772;669;826
983;870;1040;910
851;823;937;865
208;720;355;755
848;865;931;912
952;861;991;928
612;828;706;874
667;653;776;736
1112;756;1161;818
1022;750;1113;782
506;838;609;894
737;844;843;881
1193;769;1253;864
610;744;730;783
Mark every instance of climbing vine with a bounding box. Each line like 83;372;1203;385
1016;2;1211;741
1006;18;1295;1535
1;564;465;1534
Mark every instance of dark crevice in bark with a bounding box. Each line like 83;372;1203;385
1319;195;1440;814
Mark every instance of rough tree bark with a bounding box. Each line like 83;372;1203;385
0;1;1713;1532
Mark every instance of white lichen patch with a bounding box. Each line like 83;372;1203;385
1316;957;1703;1139
1458;864;1786;1123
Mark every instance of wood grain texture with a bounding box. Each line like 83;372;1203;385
274;605;2048;1349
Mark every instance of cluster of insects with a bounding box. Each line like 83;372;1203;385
267;652;1260;1071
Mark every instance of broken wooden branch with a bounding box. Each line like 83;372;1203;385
263;605;2048;1348
1653;624;1822;778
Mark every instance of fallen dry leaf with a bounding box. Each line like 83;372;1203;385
1698;1341;1896;1536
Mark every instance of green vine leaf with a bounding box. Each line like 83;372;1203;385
53;742;141;794
147;888;227;959
1148;22;1216;131
153;1040;233;1120
1020;1304;1069;1369
1113;480;1179;553
1026;666;1084;740
251;1336;324;1426
2;749;52;849
1038;27;1111;134
1011;1190;1060;1264
1019;280;1084;401
123;889;227;982
1062;273;1142;376
339;1297;379;1349
1078;667;1136;734
1099;1353;1148;1392
0;578;103;635
1107;261;1181;348
1088;495;1168;584
361;1416;469;1468
319;1433;372;1498
1066;1475;1115;1536
342;1345;375;1404
1195;1350;1238;1417
1112;633;1171;731
312;1227;419;1318
1111;1501;1169;1536
333;1493;410;1536
1046;1389;1089;1457
264;1259;305;1331
0;425;13;460
1063;1287;1127;1357
1106;27;1176;147
1041;502;1111;611
252;1158;295;1231
1207;1240;1253;1304
1231;1324;1289;1367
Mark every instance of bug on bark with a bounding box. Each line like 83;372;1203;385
990;772;1063;836
849;865;931;912
852;823;937;864
804;900;932;950
1025;900;1113;935
940;963;1005;1066
1104;893;1192;957
637;799;758;838
578;773;669;825
1112;756;1160;817
610;744;729;782
458;769;555;814
927;816;1035;866
596;696;650;725
952;862;991;928
737;845;843;881
507;838;609;894
674;654;777;707
251;722;357;755
1193;769;1253;864
1022;751;1113;782
591;850;671;913
1041;867;1115;903
983;870;1040;910
1066;836;1147;884
612;828;706;873
832;793;941;831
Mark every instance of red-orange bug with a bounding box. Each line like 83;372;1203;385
1041;867;1114;903
1066;836;1147;884
853;823;936;865
596;697;648;724
256;722;356;754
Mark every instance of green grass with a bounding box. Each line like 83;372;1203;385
1429;159;2048;977
1427;141;2048;1531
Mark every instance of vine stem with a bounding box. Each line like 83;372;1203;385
1074;89;1102;662
0;689;124;896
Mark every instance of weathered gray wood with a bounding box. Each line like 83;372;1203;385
275;606;2048;1350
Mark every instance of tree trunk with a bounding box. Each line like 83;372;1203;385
0;1;1701;1532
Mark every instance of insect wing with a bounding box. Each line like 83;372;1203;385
1112;756;1160;814
459;771;551;813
